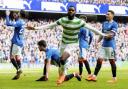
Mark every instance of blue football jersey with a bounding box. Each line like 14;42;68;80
102;21;118;49
78;27;93;48
45;47;60;61
6;16;25;47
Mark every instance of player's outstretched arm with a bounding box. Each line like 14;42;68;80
26;22;58;30
97;35;103;43
84;24;106;37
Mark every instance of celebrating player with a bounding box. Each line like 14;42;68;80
26;6;108;85
6;10;26;80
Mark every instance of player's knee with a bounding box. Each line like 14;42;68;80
61;52;70;60
97;58;103;64
10;55;15;60
109;59;115;65
15;55;21;61
78;58;83;63
83;59;87;63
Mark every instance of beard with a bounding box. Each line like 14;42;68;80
68;13;75;20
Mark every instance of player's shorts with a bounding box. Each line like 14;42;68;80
79;47;88;60
10;44;22;57
97;47;115;60
60;43;79;56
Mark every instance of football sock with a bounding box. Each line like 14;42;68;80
83;60;91;74
11;58;19;70
110;63;116;77
16;60;21;69
65;74;74;81
60;60;66;65
79;61;83;75
94;62;102;76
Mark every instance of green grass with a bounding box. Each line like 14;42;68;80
0;63;128;89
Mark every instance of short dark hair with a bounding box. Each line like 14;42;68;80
20;10;26;18
68;6;76;11
79;15;87;21
108;10;115;15
37;40;47;48
12;10;26;18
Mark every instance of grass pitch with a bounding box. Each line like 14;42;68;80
0;63;128;89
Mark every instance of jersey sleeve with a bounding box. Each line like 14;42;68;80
56;18;62;25
84;23;106;36
111;22;118;34
35;21;58;30
89;31;93;45
46;52;52;60
6;16;22;27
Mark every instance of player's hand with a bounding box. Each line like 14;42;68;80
6;10;10;16
25;24;36;30
104;33;114;39
26;26;35;30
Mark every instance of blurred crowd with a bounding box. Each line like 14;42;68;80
0;17;128;67
42;0;128;5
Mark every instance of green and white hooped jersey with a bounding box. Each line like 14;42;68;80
57;16;85;44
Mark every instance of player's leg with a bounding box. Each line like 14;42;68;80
86;47;105;81
65;72;81;81
83;59;92;79
16;56;22;71
64;59;81;81
78;47;83;76
10;44;19;71
90;58;103;81
12;44;23;80
107;59;117;83
14;55;22;79
81;48;91;78
78;59;83;76
57;52;70;85
107;48;117;83
57;44;71;85
57;43;79;85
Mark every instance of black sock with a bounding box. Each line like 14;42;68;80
94;62;102;76
60;60;66;65
79;62;83;75
43;64;46;76
111;63;116;77
11;59;19;70
65;74;74;81
83;60;91;74
16;60;21;69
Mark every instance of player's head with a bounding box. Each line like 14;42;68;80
106;10;114;21
37;40;47;51
79;15;87;22
67;6;76;20
12;10;26;20
12;11;19;20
